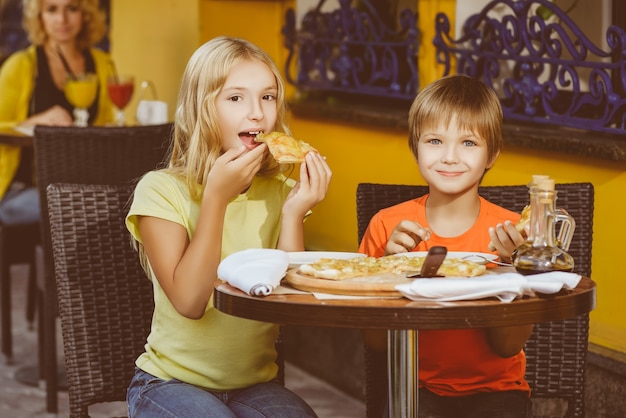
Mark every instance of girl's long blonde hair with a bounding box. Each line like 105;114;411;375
167;36;291;200
22;0;107;50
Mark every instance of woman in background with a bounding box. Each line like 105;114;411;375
0;0;115;225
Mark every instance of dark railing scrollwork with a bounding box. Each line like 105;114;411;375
282;0;419;102
434;0;626;135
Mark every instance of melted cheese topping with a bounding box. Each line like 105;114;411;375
255;131;318;163
297;255;485;280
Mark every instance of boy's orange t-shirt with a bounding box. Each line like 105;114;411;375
359;194;530;397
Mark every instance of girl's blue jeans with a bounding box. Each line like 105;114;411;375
127;368;318;418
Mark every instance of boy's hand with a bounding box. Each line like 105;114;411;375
488;220;526;261
385;220;431;255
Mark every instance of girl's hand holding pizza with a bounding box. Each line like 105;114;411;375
282;152;332;219
385;220;431;255
205;144;268;202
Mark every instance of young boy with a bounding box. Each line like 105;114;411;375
359;74;532;417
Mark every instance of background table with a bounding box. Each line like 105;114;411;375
214;276;596;417
0;126;33;147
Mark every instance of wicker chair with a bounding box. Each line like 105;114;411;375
356;182;594;418
46;183;153;418
33;123;172;413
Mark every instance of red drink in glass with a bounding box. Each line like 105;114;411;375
108;82;134;109
107;75;134;126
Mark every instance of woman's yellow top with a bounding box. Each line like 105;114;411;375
0;45;115;199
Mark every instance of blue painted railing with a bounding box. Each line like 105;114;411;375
0;0;28;62
434;0;626;135
282;0;419;101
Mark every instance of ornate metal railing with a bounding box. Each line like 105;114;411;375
0;0;29;63
282;0;419;101
434;0;626;135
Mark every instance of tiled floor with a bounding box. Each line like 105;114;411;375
1;264;365;417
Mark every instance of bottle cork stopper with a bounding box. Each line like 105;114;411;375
537;178;555;191
531;174;550;185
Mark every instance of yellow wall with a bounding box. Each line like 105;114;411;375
112;0;626;354
198;0;294;66
109;0;200;122
418;0;456;87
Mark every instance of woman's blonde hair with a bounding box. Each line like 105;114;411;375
167;36;290;200
408;74;503;166
22;0;107;50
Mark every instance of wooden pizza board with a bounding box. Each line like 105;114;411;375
283;269;412;296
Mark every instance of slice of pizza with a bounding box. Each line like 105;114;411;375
516;204;531;235
255;131;318;163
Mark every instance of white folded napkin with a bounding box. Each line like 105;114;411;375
396;271;582;303
218;249;289;296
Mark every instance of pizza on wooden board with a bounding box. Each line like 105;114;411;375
254;131;319;163
297;255;486;281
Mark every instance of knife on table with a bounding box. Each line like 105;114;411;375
406;246;448;278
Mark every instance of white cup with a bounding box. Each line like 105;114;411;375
136;100;168;125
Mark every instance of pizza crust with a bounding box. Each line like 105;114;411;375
284;269;410;296
254;131;318;163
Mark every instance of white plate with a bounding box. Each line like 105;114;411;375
396;251;499;265
288;251;365;268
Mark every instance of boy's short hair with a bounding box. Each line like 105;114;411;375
408;74;503;164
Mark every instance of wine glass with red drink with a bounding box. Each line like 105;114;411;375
107;75;134;126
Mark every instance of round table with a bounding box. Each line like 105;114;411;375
214;276;596;417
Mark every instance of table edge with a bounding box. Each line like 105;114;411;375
213;277;596;329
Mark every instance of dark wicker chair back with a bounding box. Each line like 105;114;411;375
356;182;594;418
32;123;172;412
47;183;153;418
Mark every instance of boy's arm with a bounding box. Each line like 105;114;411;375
486;324;534;358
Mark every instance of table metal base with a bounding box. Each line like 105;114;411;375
388;329;418;417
